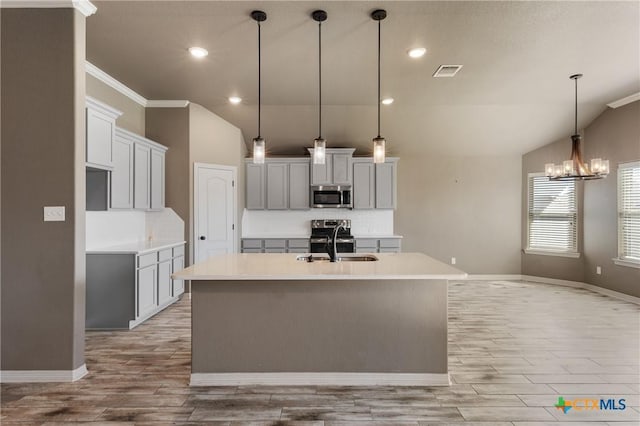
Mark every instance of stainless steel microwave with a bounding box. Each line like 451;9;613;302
310;185;352;208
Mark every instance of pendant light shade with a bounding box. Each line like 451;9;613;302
312;10;328;165
251;10;267;164
371;9;387;164
545;74;609;180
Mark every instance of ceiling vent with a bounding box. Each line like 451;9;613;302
433;64;463;78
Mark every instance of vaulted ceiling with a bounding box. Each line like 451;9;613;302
87;1;639;156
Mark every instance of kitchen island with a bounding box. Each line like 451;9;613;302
173;252;466;386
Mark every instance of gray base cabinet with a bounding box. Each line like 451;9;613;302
355;238;402;253
241;238;310;253
86;243;186;330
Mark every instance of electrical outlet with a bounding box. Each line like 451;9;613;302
596;266;602;275
451;257;456;265
43;206;65;222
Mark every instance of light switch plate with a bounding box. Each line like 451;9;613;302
44;206;65;222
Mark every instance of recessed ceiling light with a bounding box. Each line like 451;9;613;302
228;96;242;104
407;47;426;58
381;98;394;105
189;47;208;58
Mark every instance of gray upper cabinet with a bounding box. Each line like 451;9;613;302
267;163;289;210
308;148;355;186
351;157;398;210
352;159;375;209
246;159;310;211
246;163;266;210
289;161;310;209
375;159;398;209
111;130;134;209
133;142;151;210
150;148;165;210
86;97;122;171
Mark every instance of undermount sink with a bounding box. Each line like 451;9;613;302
296;254;379;263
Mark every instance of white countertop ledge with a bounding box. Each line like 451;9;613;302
173;253;466;281
87;240;186;255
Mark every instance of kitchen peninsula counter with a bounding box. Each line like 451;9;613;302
174;253;466;387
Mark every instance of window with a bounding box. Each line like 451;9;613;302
526;173;578;256
616;161;640;267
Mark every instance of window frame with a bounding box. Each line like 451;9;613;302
614;161;640;269
525;172;580;258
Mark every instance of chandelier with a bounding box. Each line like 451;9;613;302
545;74;609;181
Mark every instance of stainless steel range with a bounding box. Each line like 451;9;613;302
310;219;355;254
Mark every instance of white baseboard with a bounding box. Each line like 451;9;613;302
129;295;181;329
190;372;451;387
467;274;640;305
0;364;87;383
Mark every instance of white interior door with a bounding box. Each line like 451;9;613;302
194;164;236;263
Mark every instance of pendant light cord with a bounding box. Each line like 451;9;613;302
574;76;577;135
257;20;262;139
377;19;381;138
318;21;322;139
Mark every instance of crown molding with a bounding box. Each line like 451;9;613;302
607;92;640;109
0;0;97;17
85;61;148;107
147;100;190;108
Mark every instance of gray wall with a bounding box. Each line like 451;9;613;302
1;9;86;371
86;74;145;135
522;101;640;297
397;155;522;274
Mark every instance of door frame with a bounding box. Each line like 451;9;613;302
193;162;238;265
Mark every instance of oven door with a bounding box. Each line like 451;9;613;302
310;237;355;254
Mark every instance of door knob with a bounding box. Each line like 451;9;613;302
199;236;206;240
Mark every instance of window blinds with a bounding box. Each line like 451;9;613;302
528;175;577;252
618;162;640;262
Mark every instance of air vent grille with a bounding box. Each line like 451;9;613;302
433;65;463;78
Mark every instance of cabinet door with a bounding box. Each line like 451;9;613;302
289;162;310;210
137;264;157;318
310;155;333;185
332;154;352;185
86;108;114;170
375;162;397;209
353;161;375;209
111;135;134;209
266;163;289;210
150;149;165;210
246;163;265;209
133;143;151;210
172;255;185;296
158;260;172;305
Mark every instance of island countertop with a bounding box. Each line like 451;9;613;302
173;252;467;281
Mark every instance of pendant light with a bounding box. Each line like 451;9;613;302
371;9;387;164
312;10;328;165
251;10;267;164
545;74;609;180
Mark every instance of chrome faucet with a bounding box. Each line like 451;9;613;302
327;223;345;262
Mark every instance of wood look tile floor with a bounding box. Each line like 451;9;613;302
2;279;639;425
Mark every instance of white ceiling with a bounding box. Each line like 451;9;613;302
87;1;640;156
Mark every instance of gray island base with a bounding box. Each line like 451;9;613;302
174;253;467;386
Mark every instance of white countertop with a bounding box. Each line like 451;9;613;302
173;252;466;281
87;240;185;255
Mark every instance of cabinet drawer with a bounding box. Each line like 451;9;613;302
264;239;286;249
288;239;310;249
172;245;185;257
379;248;400;253
264;248;286;253
242;248;263;254
242;239;263;249
356;239;377;249
138;253;157;269
158;248;172;262
379;238;401;248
